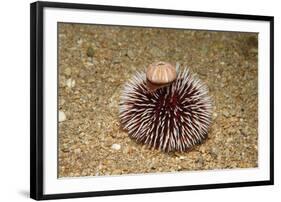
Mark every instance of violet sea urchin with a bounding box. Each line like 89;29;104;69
119;65;212;152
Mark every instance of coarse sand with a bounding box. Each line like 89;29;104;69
58;23;258;177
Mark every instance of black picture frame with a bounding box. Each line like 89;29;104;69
30;1;274;200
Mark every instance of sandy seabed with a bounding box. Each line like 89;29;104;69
58;23;258;178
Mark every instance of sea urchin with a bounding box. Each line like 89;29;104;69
119;62;212;152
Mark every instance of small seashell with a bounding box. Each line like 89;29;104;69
66;78;75;88
111;143;121;150
59;111;66;122
146;61;177;85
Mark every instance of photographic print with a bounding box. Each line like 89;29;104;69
30;1;273;200
58;23;258;177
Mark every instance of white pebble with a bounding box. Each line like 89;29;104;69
111;143;121;150
77;39;83;45
223;111;229;117
213;112;218;118
66;78;76;88
179;156;186;160
59;111;66;122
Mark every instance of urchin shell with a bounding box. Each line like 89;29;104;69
146;61;177;84
119;68;212;152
